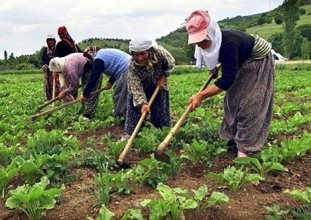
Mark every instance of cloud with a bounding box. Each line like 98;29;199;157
0;0;283;59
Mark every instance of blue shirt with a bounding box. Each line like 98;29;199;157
83;49;130;97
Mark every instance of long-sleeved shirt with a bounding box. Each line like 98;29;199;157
62;53;88;95
127;46;175;107
41;47;55;65
55;41;81;58
83;49;131;97
215;30;255;90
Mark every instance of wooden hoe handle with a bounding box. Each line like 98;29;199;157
157;64;220;154
118;86;160;164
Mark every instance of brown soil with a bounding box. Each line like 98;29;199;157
1;124;311;220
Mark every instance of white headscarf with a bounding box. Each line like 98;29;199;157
49;57;65;72
48;57;66;87
129;38;158;53
196;17;222;70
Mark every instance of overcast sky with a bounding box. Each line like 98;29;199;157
0;0;284;60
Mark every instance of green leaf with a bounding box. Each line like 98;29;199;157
180;199;198;209
97;204;115;220
207;192;229;207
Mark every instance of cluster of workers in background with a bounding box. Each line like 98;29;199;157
41;10;275;158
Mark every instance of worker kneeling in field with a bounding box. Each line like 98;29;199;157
186;10;275;157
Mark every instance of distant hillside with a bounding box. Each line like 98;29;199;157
246;4;311;39
76;2;311;64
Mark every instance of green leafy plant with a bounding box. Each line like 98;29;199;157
284;187;311;203
110;170;133;195
87;204;115;220
180;139;226;166
141;183;208;220
234;156;288;177
207;166;264;190
5;176;63;220
284;187;311;219
0;143;17;166
264;204;289;220
290;204;311;220
26;129;80;156
0;157;21;197
206;191;229;207
132;156;171;188
120;209;144;220
94;161;112;206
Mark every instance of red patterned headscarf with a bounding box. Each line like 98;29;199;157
58;26;79;52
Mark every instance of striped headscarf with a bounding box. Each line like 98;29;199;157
83;46;101;61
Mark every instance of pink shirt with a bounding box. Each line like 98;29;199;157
62;53;88;94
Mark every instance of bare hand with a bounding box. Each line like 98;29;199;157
52;72;59;80
42;64;48;71
80;95;88;102
103;82;112;90
188;94;203;111
157;76;166;89
141;103;150;114
58;91;66;99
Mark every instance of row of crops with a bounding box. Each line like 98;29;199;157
0;64;311;219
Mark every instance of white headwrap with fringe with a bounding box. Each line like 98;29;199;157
129;38;158;53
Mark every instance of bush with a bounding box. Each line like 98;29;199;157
274;14;283;25
16;63;36;70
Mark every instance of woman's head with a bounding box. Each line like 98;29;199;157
49;57;65;73
83;46;101;61
185;10;222;70
186;10;210;45
46;34;56;47
58;26;68;39
129;39;158;65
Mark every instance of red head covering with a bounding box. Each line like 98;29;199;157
58;26;68;34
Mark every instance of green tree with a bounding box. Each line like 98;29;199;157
9;53;14;60
301;38;310;59
297;24;311;41
269;32;285;55
4;50;7;60
274;14;283;25
282;0;302;58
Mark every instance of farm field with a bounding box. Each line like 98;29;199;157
0;64;311;220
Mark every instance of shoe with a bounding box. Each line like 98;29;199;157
83;114;92;119
237;151;248;158
121;133;130;141
227;139;237;154
78;115;90;121
227;139;236;146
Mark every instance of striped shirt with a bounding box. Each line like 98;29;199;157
251;35;272;59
